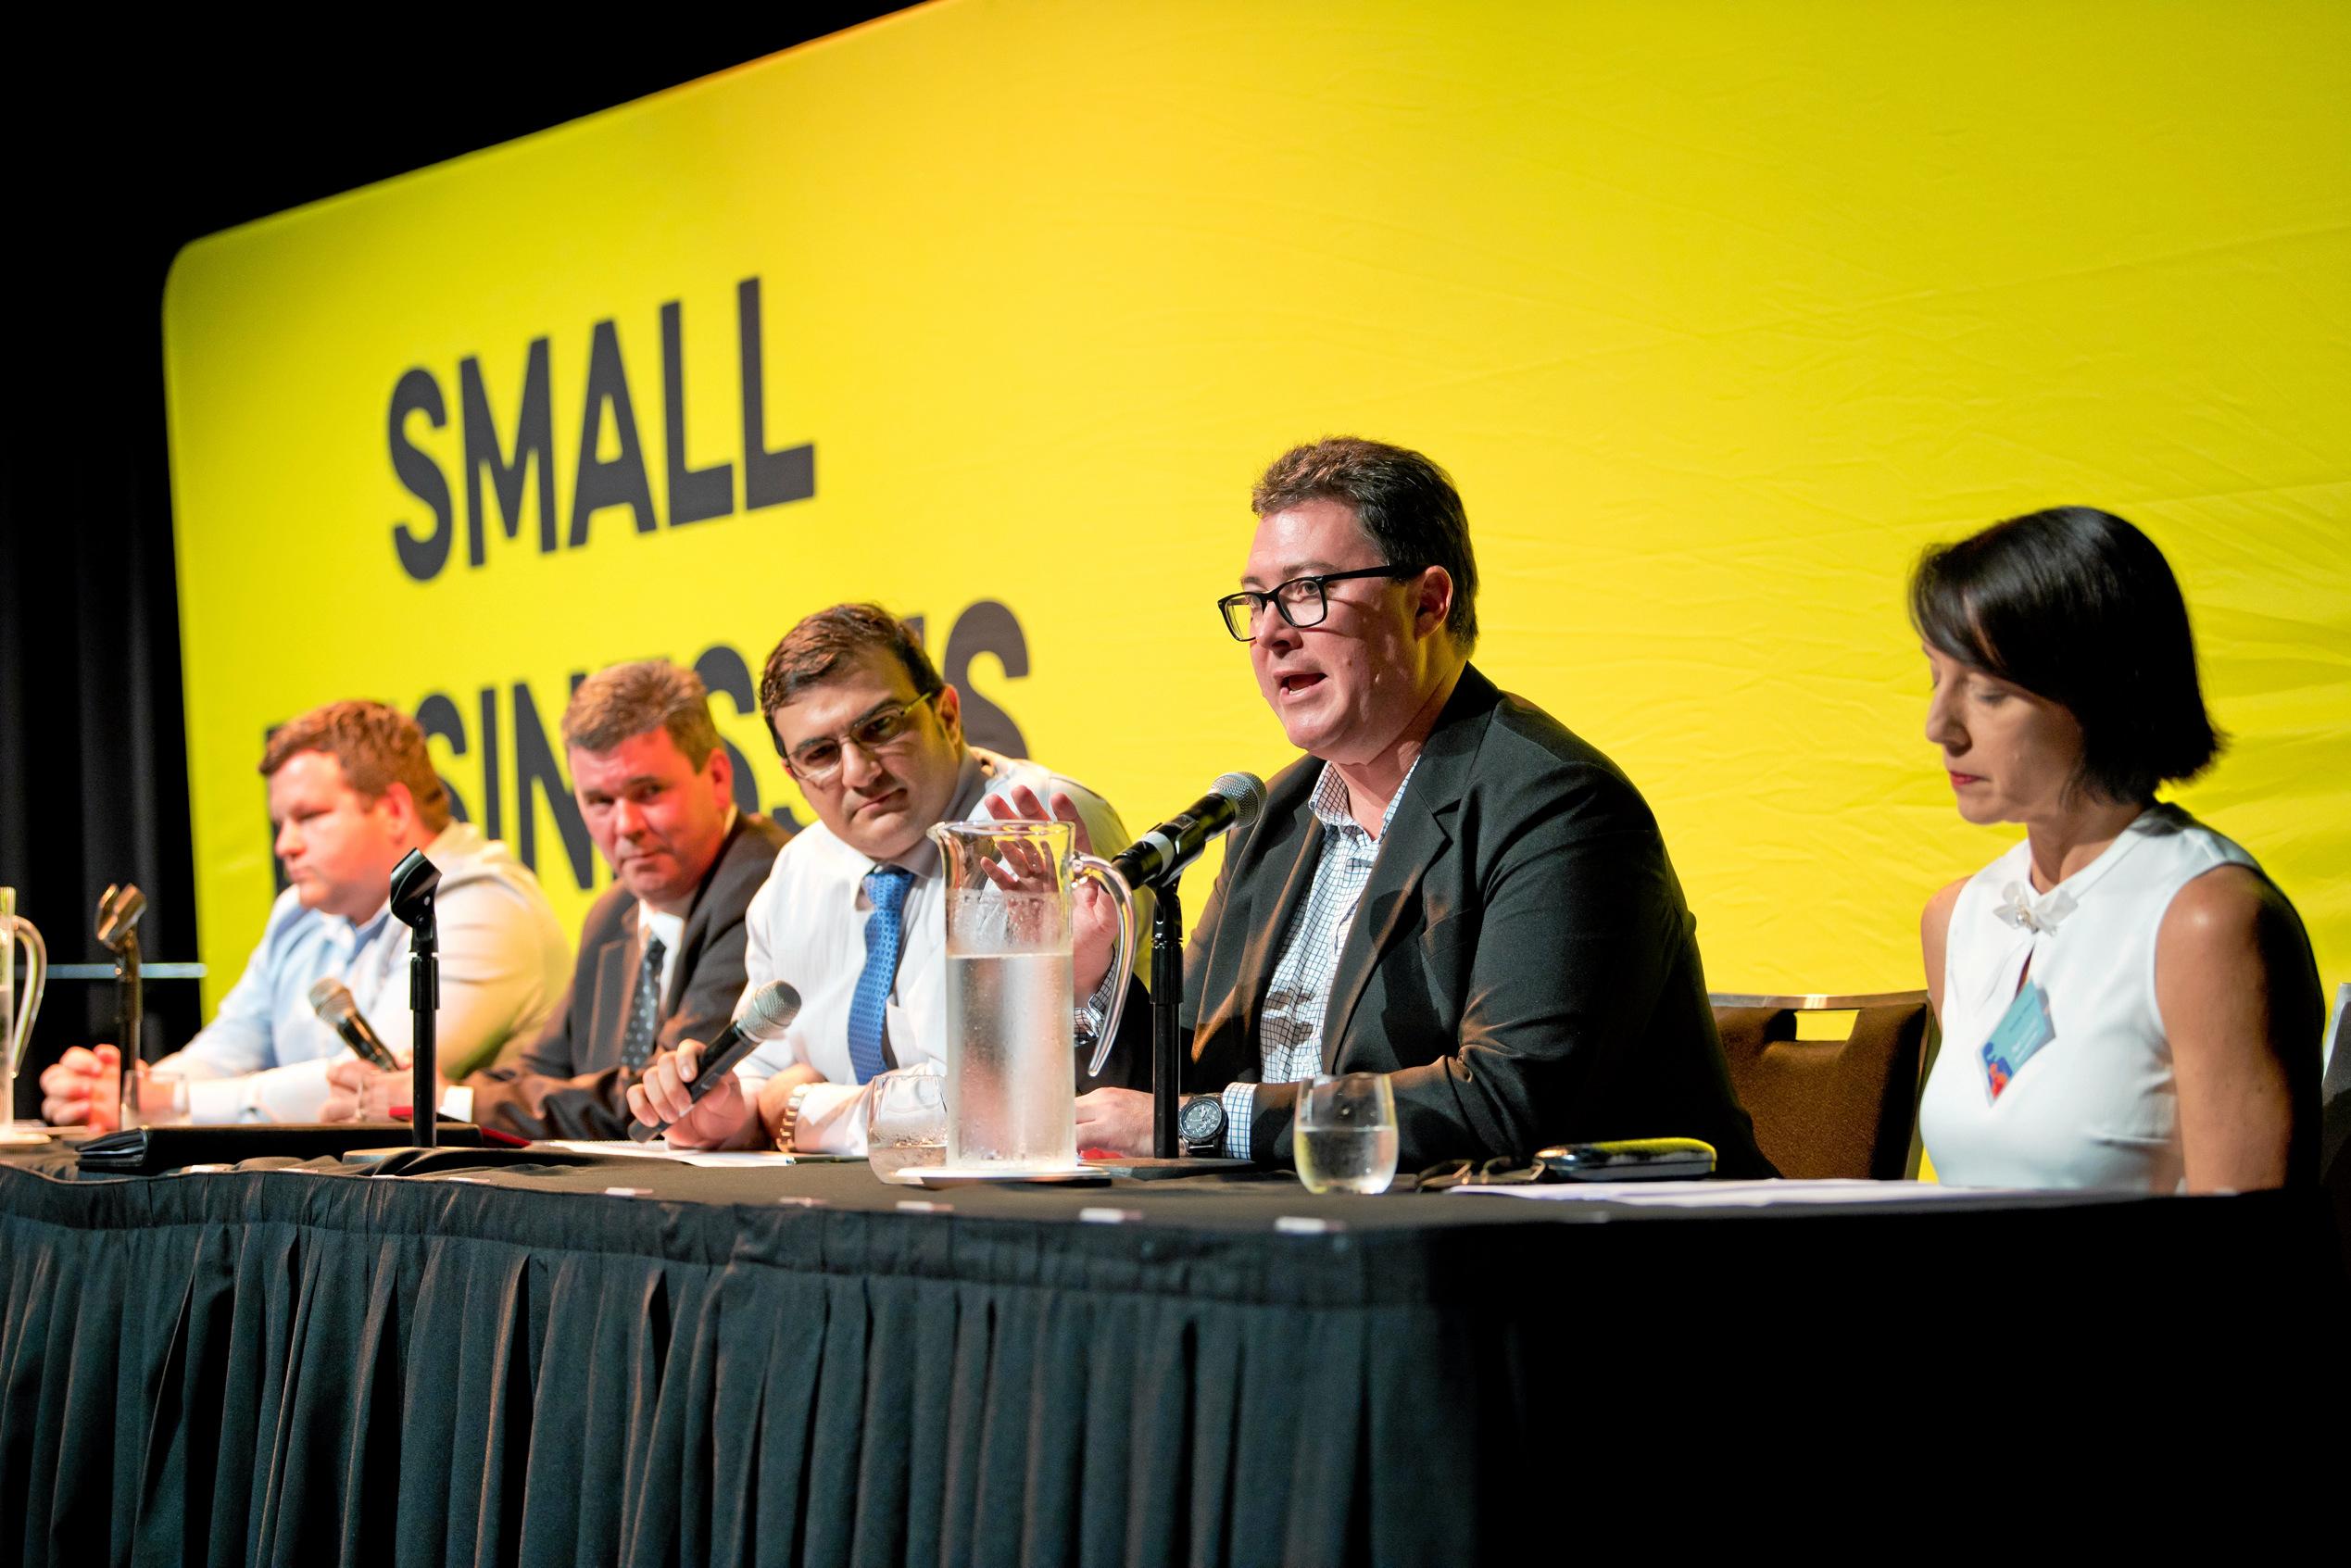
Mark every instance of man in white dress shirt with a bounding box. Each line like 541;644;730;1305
629;604;1138;1153
39;700;571;1125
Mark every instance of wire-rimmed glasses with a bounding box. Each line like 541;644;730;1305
783;689;943;783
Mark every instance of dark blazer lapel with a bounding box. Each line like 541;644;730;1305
664;813;748;1015
1319;668;1491;1068
585;903;639;1071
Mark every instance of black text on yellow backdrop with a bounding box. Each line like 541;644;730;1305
387;279;811;578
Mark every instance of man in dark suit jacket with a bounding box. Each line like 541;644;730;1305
1070;437;1767;1174
458;809;788;1137
323;660;790;1139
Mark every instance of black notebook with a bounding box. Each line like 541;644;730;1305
77;1121;485;1174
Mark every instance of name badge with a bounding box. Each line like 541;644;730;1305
1980;980;2056;1100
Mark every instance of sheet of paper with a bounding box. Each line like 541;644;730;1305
1448;1178;2026;1208
541;1139;815;1170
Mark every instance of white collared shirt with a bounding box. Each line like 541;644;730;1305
731;748;1133;1153
637;905;685;999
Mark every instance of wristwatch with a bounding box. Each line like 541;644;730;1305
776;1082;816;1152
1177;1093;1227;1155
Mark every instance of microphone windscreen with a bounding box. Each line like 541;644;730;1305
737;980;804;1039
308;976;358;1023
1212;771;1267;834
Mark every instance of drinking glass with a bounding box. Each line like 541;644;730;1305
866;1064;947;1183
1295;1073;1400;1195
122;1062;190;1129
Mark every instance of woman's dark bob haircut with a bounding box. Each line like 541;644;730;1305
1909;506;2221;805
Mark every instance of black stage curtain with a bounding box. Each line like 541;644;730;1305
5;1152;2345;1566
0;19;908;1117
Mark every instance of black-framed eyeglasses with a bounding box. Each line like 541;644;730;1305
1216;564;1425;642
783;689;943;784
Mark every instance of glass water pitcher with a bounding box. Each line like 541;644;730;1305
925;819;1136;1170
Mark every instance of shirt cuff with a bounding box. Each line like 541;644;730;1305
440;1085;475;1123
787;1081;869;1155
182;1058;341;1124
251;1056;339;1123
186;1075;258;1125
1219;1081;1258;1161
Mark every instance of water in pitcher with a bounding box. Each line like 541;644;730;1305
946;948;1077;1168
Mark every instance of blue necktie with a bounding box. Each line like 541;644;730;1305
847;866;915;1085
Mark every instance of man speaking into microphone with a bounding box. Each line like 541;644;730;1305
1066;437;1770;1173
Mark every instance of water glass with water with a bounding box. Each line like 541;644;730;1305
121;1062;191;1129
1295;1072;1400;1195
866;1064;947;1183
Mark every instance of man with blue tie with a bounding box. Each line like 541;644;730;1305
632;604;1138;1153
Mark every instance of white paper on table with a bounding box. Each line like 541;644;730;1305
1447;1178;2027;1208
541;1138;808;1170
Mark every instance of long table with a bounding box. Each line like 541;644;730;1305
2;1145;2341;1565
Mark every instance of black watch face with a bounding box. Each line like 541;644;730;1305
1179;1095;1226;1145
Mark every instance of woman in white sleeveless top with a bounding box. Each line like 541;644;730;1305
1910;508;2321;1192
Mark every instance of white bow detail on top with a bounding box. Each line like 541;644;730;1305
1993;880;2078;935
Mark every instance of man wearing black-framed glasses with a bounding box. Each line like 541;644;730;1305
1067;436;1769;1176
630;602;1143;1152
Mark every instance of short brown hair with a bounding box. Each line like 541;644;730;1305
259;700;452;832
759;604;944;742
1252;437;1479;653
561;659;721;767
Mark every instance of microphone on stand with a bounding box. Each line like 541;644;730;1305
1111;772;1266;891
308;978;402;1073
94;884;146;1128
1112;772;1266;1159
388;851;442;1148
630;981;804;1142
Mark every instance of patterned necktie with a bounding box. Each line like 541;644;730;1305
847;866;915;1085
619;934;668;1073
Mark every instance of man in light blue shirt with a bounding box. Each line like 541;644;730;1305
40;700;570;1125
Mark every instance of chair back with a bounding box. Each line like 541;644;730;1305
1710;991;1932;1180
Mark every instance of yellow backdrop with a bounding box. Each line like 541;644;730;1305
165;0;2349;1025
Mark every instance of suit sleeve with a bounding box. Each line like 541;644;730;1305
1248;765;1690;1169
466;883;762;1142
460;971;627;1141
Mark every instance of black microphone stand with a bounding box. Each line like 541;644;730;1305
95;884;146;1127
388;851;442;1149
1150;884;1182;1160
114;932;142;1124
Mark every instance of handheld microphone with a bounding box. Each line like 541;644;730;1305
629;980;805;1142
308;977;402;1073
1111;772;1266;890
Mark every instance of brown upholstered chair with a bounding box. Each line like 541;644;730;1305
1710;991;1935;1181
